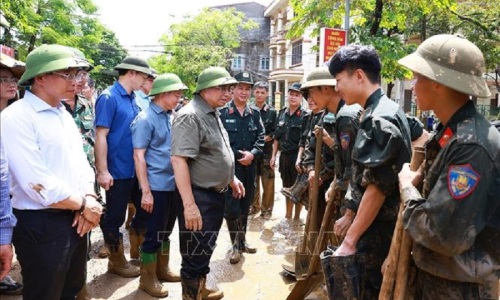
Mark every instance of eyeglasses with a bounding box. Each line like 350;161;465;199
78;72;90;80
214;86;234;93
51;72;84;82
0;77;19;84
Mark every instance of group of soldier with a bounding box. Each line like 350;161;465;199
0;32;498;300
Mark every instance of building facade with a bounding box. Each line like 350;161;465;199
211;2;271;83
265;0;318;109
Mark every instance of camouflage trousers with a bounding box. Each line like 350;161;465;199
414;268;498;300
252;156;275;214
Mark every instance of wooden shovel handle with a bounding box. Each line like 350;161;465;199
379;146;425;300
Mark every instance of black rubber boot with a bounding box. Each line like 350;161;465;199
320;245;366;300
239;215;256;254
280;172;309;204
226;218;241;264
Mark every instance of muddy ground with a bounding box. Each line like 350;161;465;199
3;174;328;300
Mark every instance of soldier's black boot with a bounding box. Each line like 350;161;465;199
239;215;256;254
320;245;365;300
226;218;241;264
281;172;309;204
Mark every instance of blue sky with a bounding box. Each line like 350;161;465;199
93;0;272;58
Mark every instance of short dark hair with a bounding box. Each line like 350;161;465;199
328;44;381;84
253;81;269;91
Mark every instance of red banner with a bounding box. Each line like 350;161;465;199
320;28;346;64
0;44;15;58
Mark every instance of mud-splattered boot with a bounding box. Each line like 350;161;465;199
200;276;224;300
156;241;181;282
226;218;241;264
139;251;168;298
107;239;140;277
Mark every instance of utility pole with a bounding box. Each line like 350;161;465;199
345;0;350;44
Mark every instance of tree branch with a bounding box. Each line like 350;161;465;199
447;6;500;41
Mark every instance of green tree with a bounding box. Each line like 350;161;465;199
149;8;257;96
2;0;126;88
288;0;499;97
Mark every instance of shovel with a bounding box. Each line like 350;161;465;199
287;176;340;300
292;129;323;280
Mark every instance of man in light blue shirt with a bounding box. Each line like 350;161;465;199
0;140;16;281
134;68;156;111
131;73;187;297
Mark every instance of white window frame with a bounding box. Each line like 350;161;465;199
231;54;246;71
291;40;303;66
259;55;270;71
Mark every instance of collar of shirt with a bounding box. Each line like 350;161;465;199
194;94;219;116
114;81;135;98
229;100;252;116
25;90;66;114
364;88;384;110
337;99;346;114
434;101;476;141
286;105;302;116
150;102;166;115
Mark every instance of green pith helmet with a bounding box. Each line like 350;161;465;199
288;82;302;92
66;47;94;71
18;44;82;86
300;67;336;90
149;73;188;96
398;34;491;98
194;67;237;93
114;56;151;75
233;71;254;85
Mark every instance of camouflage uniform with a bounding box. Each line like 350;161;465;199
398;34;499;299
251;103;276;216
302;110;336;228
64;95;101;200
402;102;500;299
331;100;362;194
346;88;412;299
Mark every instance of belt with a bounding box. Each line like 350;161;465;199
192;185;228;193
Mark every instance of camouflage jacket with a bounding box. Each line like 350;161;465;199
64;95;96;168
302;110;336;182
347;88;412;221
403;101;500;284
331;100;362;191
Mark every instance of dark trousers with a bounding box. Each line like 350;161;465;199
100;178;146;246
12;209;87;300
279;152;299;187
415;268;484;300
141;190;177;253
356;221;395;299
224;163;256;219
176;187;225;279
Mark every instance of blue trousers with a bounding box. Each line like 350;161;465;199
141;190;177;253
100;178;147;246
13;209;87;300
176;187;225;279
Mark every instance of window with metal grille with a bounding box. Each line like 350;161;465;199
291;40;302;65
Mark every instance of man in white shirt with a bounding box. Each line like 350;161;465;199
1;44;103;300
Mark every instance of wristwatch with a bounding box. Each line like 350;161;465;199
77;196;86;214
